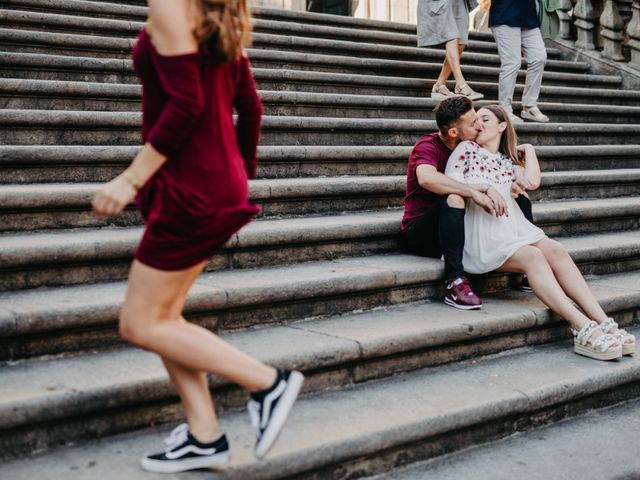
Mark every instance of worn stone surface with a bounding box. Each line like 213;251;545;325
374;399;640;480
4;324;640;478
2;1;640;477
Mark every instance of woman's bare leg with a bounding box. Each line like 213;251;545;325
120;260;276;390
533;238;609;323
163;355;222;442
435;40;466;87
497;245;600;331
119;260;277;438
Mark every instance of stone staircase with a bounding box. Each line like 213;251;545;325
2;1;640;478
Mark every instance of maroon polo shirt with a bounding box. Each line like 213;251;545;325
400;132;453;233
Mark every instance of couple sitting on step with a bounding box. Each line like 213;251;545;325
399;96;635;361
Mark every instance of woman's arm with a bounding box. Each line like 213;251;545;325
517;143;541;190
234;56;263;179
92;0;200;216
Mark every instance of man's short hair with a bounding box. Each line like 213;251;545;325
433;96;473;134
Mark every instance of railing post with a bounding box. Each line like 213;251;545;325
627;0;640;66
574;0;597;49
600;0;626;59
558;0;575;39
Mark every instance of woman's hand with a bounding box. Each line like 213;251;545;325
486;185;508;217
92;174;138;217
470;190;497;216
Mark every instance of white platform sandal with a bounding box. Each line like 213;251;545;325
520;106;549;123
601;318;635;356
573;321;622;360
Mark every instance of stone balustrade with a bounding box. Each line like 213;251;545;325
561;0;640;68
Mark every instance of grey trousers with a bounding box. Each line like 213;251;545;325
491;25;547;113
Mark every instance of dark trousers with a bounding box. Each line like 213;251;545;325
400;195;535;281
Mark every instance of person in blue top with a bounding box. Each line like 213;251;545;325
490;0;550;123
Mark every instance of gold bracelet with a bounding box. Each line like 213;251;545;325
123;170;141;191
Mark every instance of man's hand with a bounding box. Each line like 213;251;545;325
511;179;527;198
92;174;137;217
470;190;496;216
486;185;508;217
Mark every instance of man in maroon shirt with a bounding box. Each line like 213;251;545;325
400;96;534;309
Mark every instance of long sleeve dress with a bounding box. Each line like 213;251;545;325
131;28;262;271
445;140;546;273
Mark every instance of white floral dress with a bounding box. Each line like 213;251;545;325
445;141;546;274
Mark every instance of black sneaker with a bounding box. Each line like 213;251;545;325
141;424;230;473
520;275;533;293
247;369;304;459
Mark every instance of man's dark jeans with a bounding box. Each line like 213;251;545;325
400;195;535;281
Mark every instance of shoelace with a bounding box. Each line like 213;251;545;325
164;423;189;452
247;399;261;437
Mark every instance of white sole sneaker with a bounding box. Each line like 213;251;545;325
444;297;482;310
141;450;230;473
255;371;304;459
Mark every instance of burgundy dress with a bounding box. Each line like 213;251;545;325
131;29;262;270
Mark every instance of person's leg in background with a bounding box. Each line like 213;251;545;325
492;24;524;124
520;27;549;122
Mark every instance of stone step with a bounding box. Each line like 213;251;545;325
4;110;640;146
6;76;640;118
368;398;640;480
0;0;502;43
2;296;640;474
5;80;640;125
0;78;141;111
2;231;640;360
246;49;617;88
0;10;566;64
2;197;640;292
2;0;149;22
1;170;640;233
0;47;619;89
0;176;404;231
0;51;137;83
255;69;640;106
2;145;640;184
0;2;564;60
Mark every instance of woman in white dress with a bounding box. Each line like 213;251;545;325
445;104;635;360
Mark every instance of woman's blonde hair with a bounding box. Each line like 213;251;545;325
193;0;253;63
482;104;525;166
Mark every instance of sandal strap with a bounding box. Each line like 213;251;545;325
575;321;599;346
433;84;451;95
601;318;635;344
591;333;619;352
600;317;617;334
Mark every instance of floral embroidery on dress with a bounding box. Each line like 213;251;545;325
454;141;514;186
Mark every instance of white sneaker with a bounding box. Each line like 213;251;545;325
247;369;305;459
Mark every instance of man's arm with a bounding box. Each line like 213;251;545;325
416;164;497;215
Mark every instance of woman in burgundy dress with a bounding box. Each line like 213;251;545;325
92;0;303;473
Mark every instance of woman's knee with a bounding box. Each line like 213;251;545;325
517;245;549;271
446;193;465;209
542;239;570;261
118;308;145;347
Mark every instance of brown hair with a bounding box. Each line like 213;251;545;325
481;104;525;166
433;96;473;134
193;0;253;63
